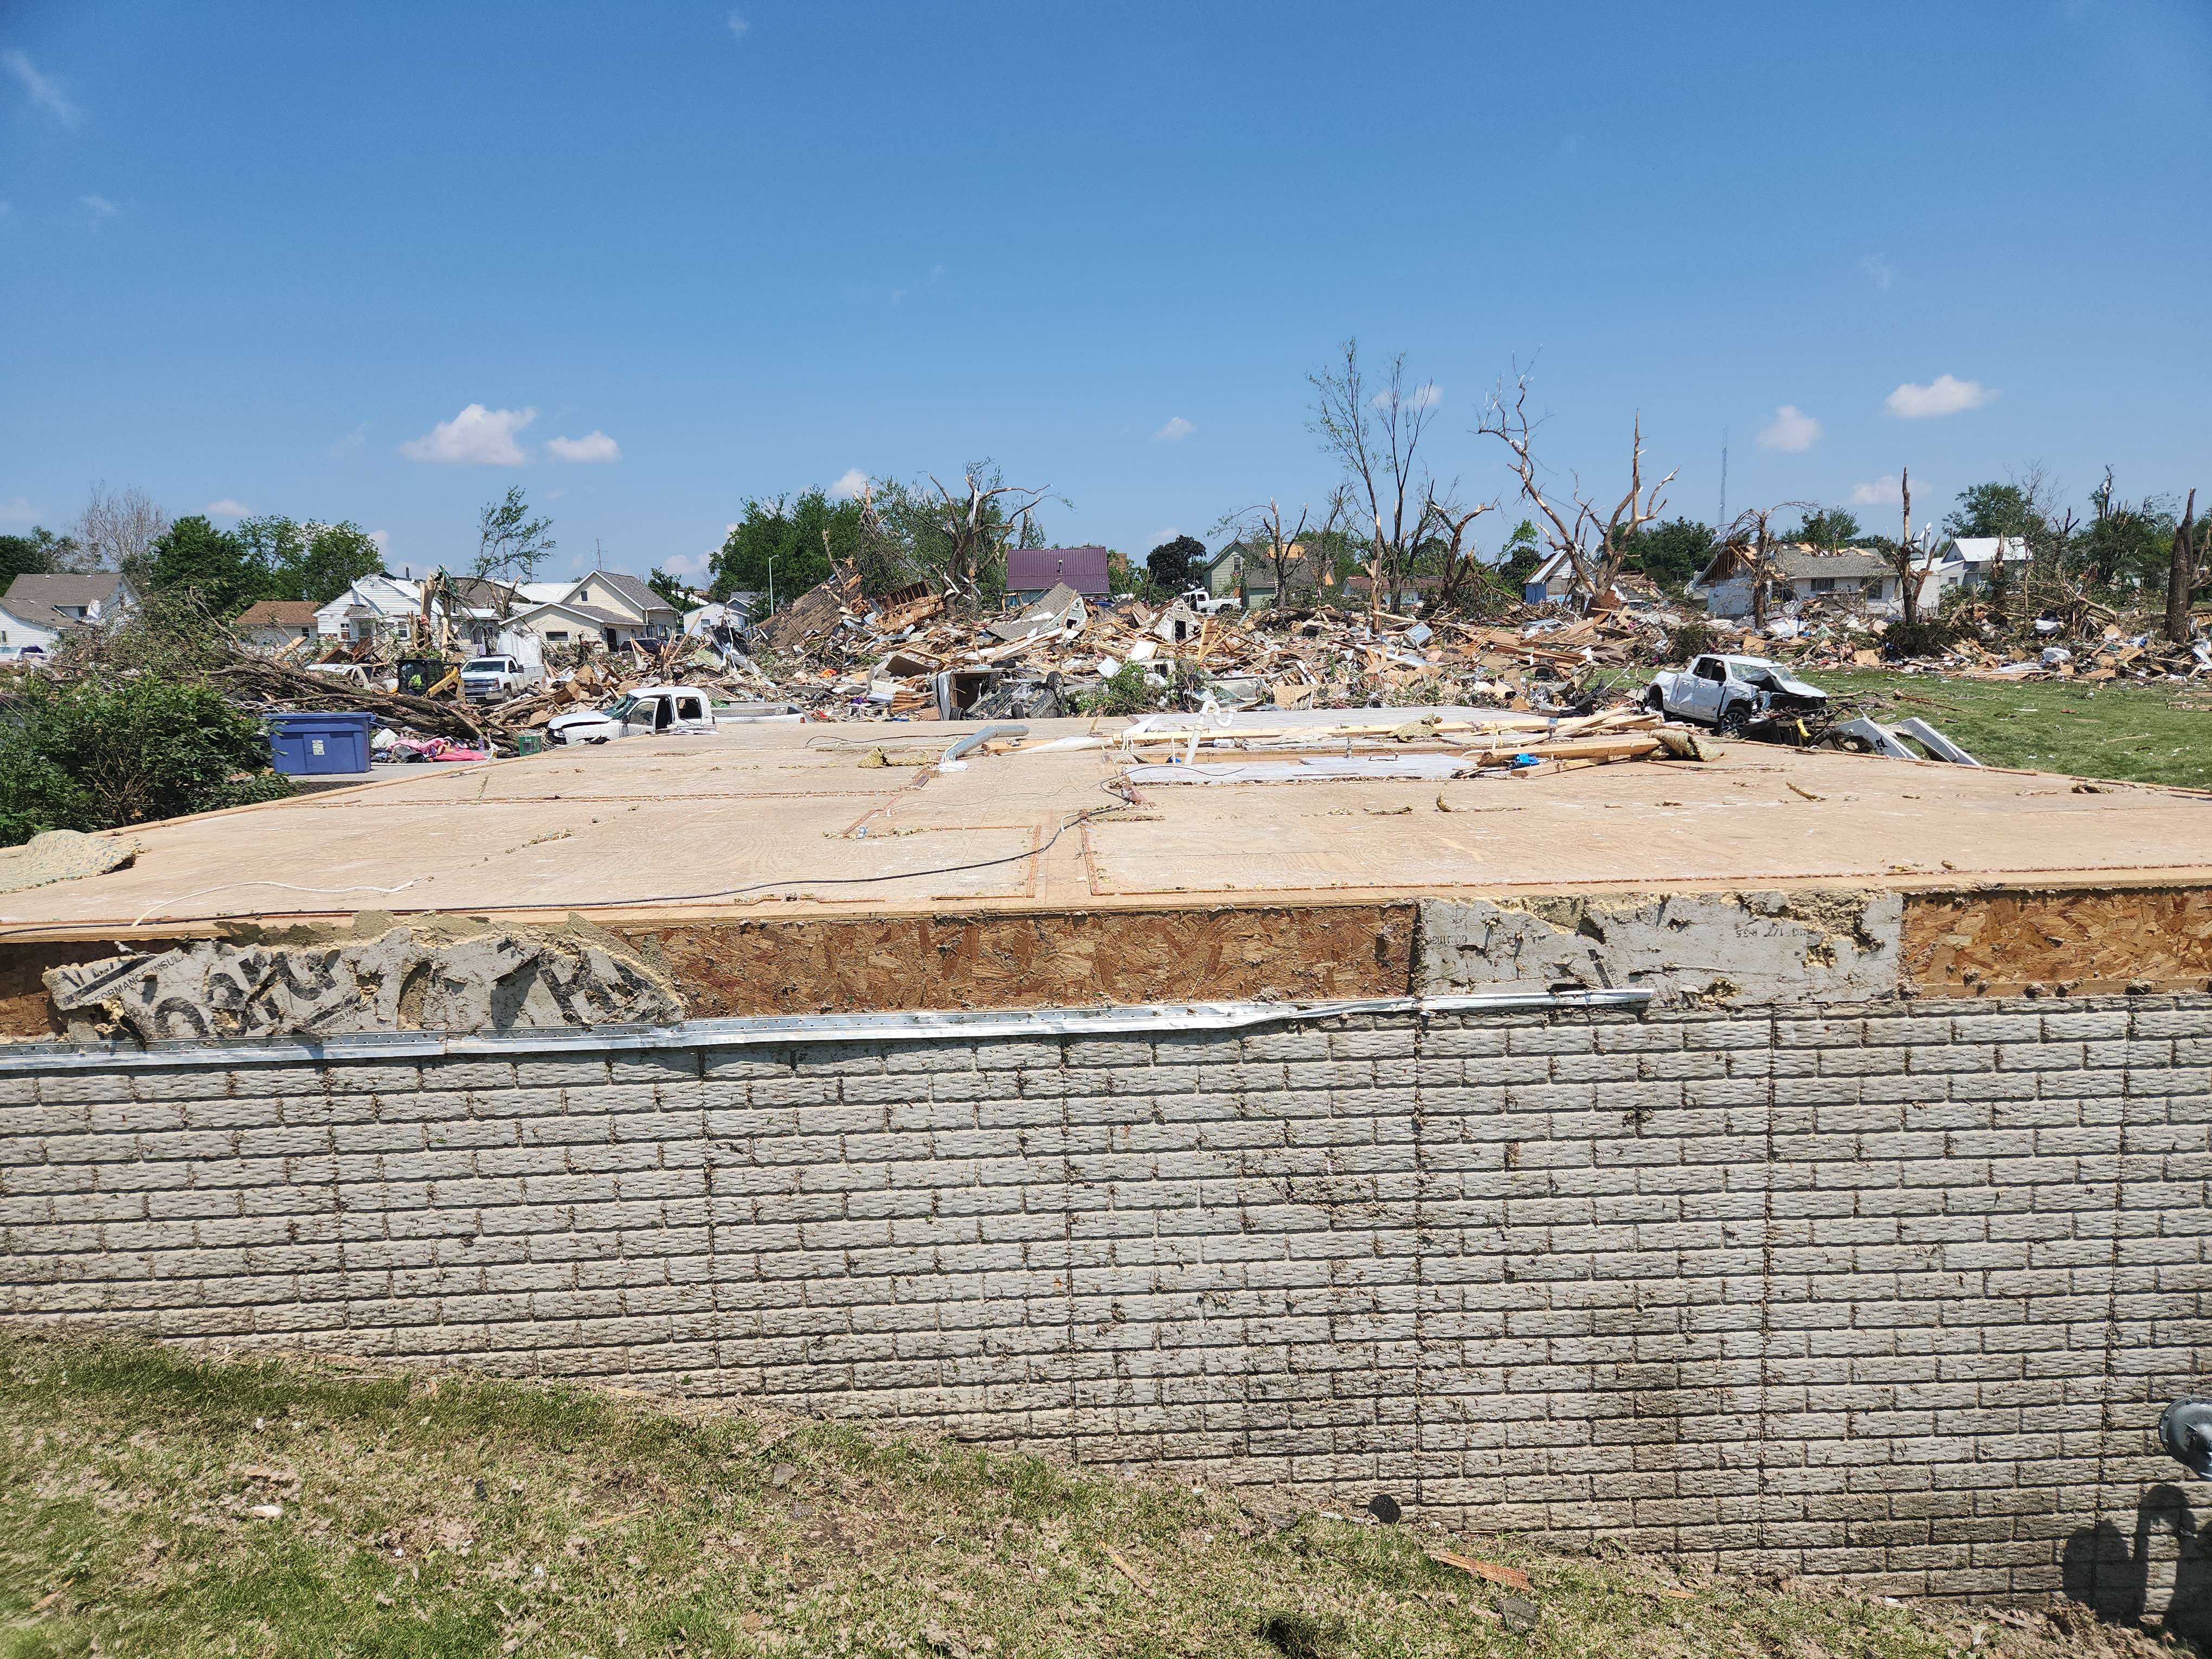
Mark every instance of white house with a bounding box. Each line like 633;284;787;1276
314;575;422;642
0;573;137;657
1926;536;2029;599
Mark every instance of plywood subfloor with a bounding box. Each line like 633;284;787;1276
1;718;2207;942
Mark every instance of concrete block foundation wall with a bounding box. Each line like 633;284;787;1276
4;995;2211;1610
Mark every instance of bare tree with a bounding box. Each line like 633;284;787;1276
2169;488;2200;646
1309;340;1439;626
1212;498;1310;611
923;468;1049;608
1880;467;1945;625
1418;486;1499;613
71;484;169;579
916;464;1056;608
1476;371;1676;612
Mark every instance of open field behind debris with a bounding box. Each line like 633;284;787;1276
1805;672;2212;792
0;1333;2176;1659
1580;665;2212;791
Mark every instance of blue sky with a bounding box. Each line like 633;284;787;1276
3;1;2208;583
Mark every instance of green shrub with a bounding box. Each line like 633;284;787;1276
1882;614;1960;659
1084;661;1163;716
1666;620;1724;662
0;676;285;847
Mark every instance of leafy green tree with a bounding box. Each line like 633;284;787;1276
232;516;385;605
1944;482;2034;540
710;490;866;604
646;568;695;610
0;674;284;846
1624;516;1718;586
146;516;265;618
1793;508;1861;553
0;528;78;587
1146;535;1207;594
473;487;555;586
1490;518;1543;589
2079;472;2176;588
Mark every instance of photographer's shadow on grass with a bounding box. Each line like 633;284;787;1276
2063;1485;2212;1643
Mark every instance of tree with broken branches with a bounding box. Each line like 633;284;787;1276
1418;486;1499;614
472;486;555;588
912;464;1057;609
1309;341;1440;626
2169;487;2200;646
1211;498;1311;610
1476;371;1676;613
1720;501;1814;632
1879;468;1944;625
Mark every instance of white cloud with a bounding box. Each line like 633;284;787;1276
546;429;620;464
1153;416;1194;442
1848;475;1908;507
828;468;870;500
327;424;367;460
1757;404;1822;453
725;10;749;38
1370;383;1442;414
400;403;535;465
1885;375;1994;419
78;195;119;230
0;496;38;525
367;529;390;557
204;499;249;517
3;50;78;125
1861;254;1895;291
661;550;711;580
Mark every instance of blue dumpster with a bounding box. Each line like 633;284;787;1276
265;711;374;775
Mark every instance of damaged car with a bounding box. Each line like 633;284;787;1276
1642;653;1829;736
546;685;717;745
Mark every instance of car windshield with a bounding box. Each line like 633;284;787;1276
601;695;640;722
464;658;506;673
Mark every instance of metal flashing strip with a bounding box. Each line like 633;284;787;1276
0;988;1652;1076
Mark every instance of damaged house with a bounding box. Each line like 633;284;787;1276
1690;544;1901;620
0;572;136;657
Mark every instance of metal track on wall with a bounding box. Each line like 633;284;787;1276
0;988;1654;1075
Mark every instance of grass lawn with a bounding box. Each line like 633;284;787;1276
1591;665;2212;790
0;1332;2168;1659
1808;671;2212;791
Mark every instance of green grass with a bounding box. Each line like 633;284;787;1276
1592;665;2212;790
0;1330;2163;1658
1810;671;2212;790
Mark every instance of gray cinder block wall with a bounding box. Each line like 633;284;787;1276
3;996;2209;1613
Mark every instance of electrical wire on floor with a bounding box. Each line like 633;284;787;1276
0;775;1141;942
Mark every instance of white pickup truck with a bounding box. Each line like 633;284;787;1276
459;654;543;702
1643;653;1830;734
546;685;718;745
1178;586;1242;616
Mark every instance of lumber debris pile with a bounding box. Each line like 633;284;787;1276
731;567;1679;723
